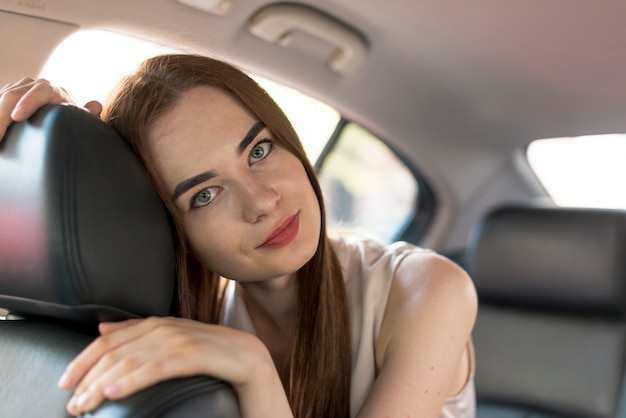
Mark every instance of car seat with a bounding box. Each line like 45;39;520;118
466;205;626;418
0;105;240;418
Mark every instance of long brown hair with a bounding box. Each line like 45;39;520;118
101;54;351;417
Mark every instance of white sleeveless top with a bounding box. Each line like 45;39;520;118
221;233;476;417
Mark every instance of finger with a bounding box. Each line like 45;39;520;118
102;352;202;401
69;349;193;415
11;80;72;121
0;77;36;140
72;319;171;393
65;319;268;415
0;77;36;95
66;386;103;416
83;100;103;118
66;347;148;415
67;324;190;415
69;330;214;415
99;319;141;335
2;80;20;90
58;320;145;390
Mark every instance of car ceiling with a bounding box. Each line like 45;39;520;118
2;0;626;250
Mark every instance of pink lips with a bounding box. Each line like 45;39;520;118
259;213;299;249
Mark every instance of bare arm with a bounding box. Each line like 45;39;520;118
357;252;477;417
58;317;294;417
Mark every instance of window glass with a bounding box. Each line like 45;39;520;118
40;30;179;109
527;134;626;209
250;75;339;161
319;123;419;242
40;29;338;161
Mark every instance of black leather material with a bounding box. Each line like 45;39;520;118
467;206;626;313
473;308;626;417
467;206;626;418
0;105;240;418
0;318;239;418
476;404;557;418
0;104;175;322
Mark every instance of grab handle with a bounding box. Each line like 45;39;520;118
248;4;367;75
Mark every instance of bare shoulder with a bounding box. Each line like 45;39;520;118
377;250;478;366
396;251;477;308
360;251;477;416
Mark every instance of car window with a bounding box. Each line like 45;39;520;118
41;29;431;242
318;122;425;243
527;134;626;209
40;30;179;111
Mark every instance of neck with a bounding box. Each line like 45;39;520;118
238;274;298;381
238;274;298;333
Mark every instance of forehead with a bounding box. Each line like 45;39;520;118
149;86;255;145
146;86;259;188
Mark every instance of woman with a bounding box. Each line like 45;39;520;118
0;54;477;417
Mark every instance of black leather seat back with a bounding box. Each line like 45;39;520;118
467;206;626;418
0;104;175;321
0;105;239;418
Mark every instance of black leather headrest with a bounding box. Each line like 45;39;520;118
467;206;626;314
0;105;175;323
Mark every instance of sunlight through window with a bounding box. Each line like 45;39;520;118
40;29;339;161
528;134;626;209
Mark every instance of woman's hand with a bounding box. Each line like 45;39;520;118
0;77;102;140
57;316;292;417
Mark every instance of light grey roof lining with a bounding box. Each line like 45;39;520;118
3;0;624;249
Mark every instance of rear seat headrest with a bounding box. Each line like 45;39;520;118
0;105;176;323
467;206;626;314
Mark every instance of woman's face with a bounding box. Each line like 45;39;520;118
147;86;321;282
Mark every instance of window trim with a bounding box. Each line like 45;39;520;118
315;118;437;244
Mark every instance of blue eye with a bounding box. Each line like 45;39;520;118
191;187;219;208
249;140;272;164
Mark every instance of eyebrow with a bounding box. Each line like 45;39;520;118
238;121;266;155
173;171;216;200
172;121;266;201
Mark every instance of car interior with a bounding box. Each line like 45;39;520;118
2;1;626;417
0;105;241;417
467;206;626;417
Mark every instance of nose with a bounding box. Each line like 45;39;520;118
238;176;281;223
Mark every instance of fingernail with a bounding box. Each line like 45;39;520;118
11;108;24;120
66;396;77;414
76;391;91;408
57;372;71;388
103;383;120;398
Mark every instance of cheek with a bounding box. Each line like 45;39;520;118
296;179;323;260
182;217;229;267
301;176;322;232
